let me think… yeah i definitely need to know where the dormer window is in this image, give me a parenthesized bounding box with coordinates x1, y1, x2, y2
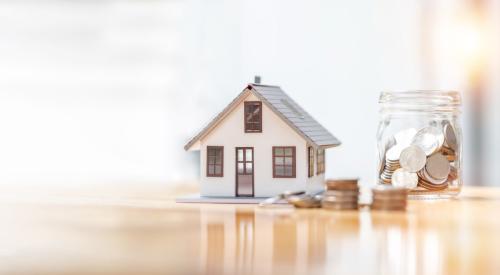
(244, 101, 262, 133)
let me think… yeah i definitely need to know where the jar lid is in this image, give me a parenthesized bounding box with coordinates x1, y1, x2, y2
(379, 90, 461, 113)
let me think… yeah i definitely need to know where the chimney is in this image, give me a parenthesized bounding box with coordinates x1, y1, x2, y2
(254, 75, 261, 84)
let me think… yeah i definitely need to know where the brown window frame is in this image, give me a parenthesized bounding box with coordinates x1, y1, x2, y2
(272, 146, 296, 178)
(317, 148, 325, 175)
(206, 146, 224, 177)
(244, 101, 262, 133)
(308, 146, 314, 178)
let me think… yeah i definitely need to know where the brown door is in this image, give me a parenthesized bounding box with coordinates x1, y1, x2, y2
(236, 147, 254, 197)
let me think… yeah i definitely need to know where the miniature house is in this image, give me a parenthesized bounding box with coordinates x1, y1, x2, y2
(184, 79, 340, 198)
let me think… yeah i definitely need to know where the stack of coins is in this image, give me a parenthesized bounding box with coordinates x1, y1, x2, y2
(371, 186, 408, 211)
(379, 146, 402, 184)
(322, 179, 359, 210)
(378, 122, 459, 192)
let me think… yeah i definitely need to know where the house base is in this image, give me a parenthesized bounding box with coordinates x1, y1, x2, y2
(175, 194, 289, 204)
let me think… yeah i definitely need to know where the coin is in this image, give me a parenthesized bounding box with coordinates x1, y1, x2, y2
(371, 200, 407, 208)
(324, 190, 359, 196)
(321, 201, 358, 210)
(394, 128, 417, 146)
(443, 122, 458, 151)
(372, 193, 408, 200)
(399, 145, 427, 172)
(322, 195, 358, 203)
(287, 195, 322, 208)
(259, 190, 306, 207)
(325, 179, 359, 190)
(425, 153, 450, 181)
(371, 204, 407, 211)
(411, 127, 444, 156)
(372, 185, 408, 193)
(448, 166, 458, 181)
(386, 145, 404, 161)
(391, 168, 418, 188)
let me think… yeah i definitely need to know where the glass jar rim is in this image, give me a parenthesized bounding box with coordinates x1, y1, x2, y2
(379, 90, 461, 107)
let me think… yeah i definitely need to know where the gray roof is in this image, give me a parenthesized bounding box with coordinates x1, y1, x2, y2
(184, 84, 341, 150)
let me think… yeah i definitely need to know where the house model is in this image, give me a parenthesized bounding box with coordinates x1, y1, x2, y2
(184, 78, 341, 198)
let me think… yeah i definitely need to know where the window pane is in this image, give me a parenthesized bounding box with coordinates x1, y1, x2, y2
(215, 155, 222, 165)
(246, 149, 252, 161)
(208, 166, 215, 175)
(285, 157, 292, 165)
(275, 166, 284, 176)
(215, 165, 222, 175)
(284, 148, 292, 156)
(238, 149, 244, 161)
(275, 148, 283, 155)
(209, 156, 217, 165)
(275, 157, 284, 165)
(285, 166, 293, 176)
(245, 163, 253, 174)
(238, 163, 244, 174)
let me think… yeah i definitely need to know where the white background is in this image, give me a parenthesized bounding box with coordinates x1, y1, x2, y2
(0, 0, 498, 187)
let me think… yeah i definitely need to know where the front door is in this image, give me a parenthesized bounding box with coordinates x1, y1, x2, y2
(236, 147, 254, 197)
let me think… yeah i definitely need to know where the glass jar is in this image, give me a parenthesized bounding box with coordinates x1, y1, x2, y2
(377, 91, 462, 199)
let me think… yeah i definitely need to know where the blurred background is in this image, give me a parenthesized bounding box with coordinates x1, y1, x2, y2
(0, 0, 498, 188)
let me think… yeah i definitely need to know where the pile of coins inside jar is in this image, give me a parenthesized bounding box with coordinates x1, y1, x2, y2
(379, 121, 459, 192)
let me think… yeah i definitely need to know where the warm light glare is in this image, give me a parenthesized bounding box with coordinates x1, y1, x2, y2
(451, 12, 489, 74)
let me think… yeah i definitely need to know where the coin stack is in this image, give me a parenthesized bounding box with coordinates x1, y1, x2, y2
(371, 186, 408, 211)
(379, 146, 402, 184)
(322, 179, 359, 210)
(378, 121, 459, 192)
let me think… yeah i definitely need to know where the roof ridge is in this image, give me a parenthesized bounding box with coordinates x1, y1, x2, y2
(184, 84, 341, 151)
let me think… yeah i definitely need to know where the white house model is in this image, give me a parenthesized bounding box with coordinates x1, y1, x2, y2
(184, 80, 341, 198)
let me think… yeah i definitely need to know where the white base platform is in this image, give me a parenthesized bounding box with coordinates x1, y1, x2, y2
(176, 194, 287, 204)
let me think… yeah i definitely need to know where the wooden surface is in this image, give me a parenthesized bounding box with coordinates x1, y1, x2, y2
(1, 184, 500, 275)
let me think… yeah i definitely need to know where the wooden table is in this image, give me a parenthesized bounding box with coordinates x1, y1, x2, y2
(1, 184, 500, 275)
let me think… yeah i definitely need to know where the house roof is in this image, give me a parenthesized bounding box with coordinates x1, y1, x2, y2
(184, 83, 341, 151)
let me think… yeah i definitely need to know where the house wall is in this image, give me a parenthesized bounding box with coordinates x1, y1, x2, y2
(199, 92, 324, 197)
(306, 151, 325, 189)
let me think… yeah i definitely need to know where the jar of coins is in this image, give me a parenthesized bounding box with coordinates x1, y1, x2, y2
(377, 91, 462, 198)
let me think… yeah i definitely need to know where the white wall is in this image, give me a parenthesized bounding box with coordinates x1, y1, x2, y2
(0, 0, 496, 187)
(199, 91, 324, 197)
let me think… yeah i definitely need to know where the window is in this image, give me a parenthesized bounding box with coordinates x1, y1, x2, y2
(207, 146, 223, 177)
(273, 146, 296, 178)
(308, 147, 314, 177)
(317, 149, 325, 175)
(244, 101, 262, 133)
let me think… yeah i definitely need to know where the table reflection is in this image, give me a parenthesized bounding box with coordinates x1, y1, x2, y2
(198, 207, 420, 275)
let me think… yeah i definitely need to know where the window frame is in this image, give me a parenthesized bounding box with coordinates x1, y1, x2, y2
(272, 146, 296, 178)
(317, 148, 325, 175)
(308, 146, 314, 178)
(206, 146, 224, 177)
(244, 101, 263, 133)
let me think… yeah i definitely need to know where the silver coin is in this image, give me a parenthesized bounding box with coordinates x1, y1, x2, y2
(386, 145, 404, 161)
(399, 145, 427, 172)
(425, 153, 450, 181)
(411, 127, 444, 156)
(391, 168, 418, 189)
(394, 128, 417, 146)
(287, 195, 321, 208)
(443, 122, 458, 151)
